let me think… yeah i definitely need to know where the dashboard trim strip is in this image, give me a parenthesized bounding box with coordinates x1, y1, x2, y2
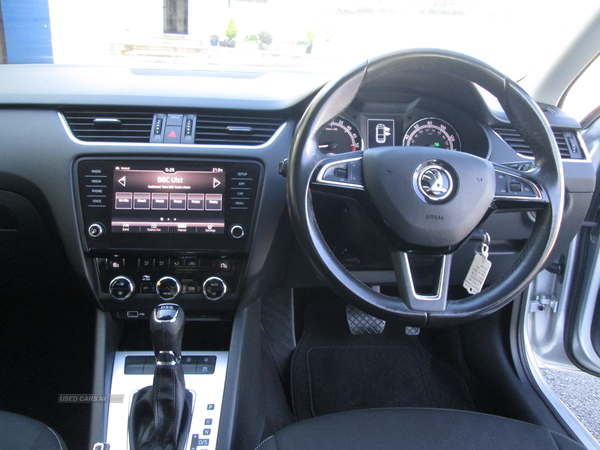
(57, 112, 288, 150)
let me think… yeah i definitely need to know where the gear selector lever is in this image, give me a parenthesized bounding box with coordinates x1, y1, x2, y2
(151, 303, 185, 364)
(128, 304, 193, 450)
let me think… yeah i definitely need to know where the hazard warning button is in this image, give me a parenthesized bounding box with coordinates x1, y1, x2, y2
(164, 126, 182, 143)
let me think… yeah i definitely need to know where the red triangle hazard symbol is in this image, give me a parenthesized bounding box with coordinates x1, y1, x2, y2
(168, 130, 177, 138)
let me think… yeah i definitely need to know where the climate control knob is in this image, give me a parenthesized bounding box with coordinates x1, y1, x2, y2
(203, 277, 227, 301)
(109, 276, 135, 301)
(156, 276, 181, 301)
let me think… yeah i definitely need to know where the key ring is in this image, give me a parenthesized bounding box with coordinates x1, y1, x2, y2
(476, 232, 490, 257)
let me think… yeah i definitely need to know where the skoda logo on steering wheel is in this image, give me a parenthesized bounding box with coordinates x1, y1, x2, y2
(415, 162, 454, 203)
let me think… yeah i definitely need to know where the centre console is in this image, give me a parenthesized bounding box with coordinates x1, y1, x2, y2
(75, 158, 262, 316)
(106, 351, 228, 450)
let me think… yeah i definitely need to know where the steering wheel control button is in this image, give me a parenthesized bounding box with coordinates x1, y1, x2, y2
(334, 167, 348, 178)
(317, 157, 364, 189)
(495, 170, 540, 199)
(88, 223, 105, 238)
(495, 172, 509, 195)
(509, 182, 522, 192)
(348, 161, 363, 184)
(156, 276, 181, 300)
(203, 277, 227, 301)
(323, 162, 349, 182)
(109, 276, 135, 301)
(230, 224, 245, 239)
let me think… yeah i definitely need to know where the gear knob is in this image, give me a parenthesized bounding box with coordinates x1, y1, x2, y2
(149, 303, 185, 365)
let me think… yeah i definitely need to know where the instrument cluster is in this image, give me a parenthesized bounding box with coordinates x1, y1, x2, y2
(316, 98, 488, 159)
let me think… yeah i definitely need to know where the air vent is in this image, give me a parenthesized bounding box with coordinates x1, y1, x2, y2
(493, 127, 579, 159)
(195, 113, 284, 146)
(493, 127, 532, 155)
(63, 109, 154, 143)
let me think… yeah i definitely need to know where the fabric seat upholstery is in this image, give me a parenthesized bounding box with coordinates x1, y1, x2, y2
(256, 408, 585, 450)
(0, 410, 67, 450)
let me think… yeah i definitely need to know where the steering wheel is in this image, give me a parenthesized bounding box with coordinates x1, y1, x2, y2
(287, 49, 564, 327)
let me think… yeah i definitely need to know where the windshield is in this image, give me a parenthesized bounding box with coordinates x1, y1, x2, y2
(1, 0, 599, 81)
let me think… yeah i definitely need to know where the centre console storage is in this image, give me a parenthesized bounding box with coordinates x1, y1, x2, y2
(75, 158, 262, 314)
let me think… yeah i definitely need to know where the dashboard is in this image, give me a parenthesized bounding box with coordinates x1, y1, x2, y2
(0, 65, 594, 319)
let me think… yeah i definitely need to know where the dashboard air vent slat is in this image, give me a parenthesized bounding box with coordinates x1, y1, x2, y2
(493, 127, 572, 159)
(195, 113, 284, 146)
(63, 110, 154, 143)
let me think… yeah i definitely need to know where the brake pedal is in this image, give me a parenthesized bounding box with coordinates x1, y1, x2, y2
(346, 304, 386, 335)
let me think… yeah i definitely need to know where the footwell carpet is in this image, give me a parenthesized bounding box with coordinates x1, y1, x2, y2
(291, 299, 474, 420)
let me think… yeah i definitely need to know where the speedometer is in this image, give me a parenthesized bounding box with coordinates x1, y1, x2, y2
(402, 118, 461, 151)
(317, 116, 363, 155)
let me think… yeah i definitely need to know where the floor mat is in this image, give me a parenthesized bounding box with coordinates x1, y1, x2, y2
(291, 298, 474, 420)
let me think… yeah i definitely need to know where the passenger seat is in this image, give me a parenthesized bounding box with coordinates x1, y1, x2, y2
(0, 411, 66, 449)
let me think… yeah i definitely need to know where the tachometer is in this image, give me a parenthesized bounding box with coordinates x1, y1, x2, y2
(402, 118, 461, 151)
(317, 116, 363, 154)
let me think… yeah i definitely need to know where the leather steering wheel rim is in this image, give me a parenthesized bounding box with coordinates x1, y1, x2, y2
(287, 49, 564, 327)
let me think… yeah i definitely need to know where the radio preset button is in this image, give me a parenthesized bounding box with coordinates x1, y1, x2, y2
(205, 194, 223, 211)
(151, 193, 169, 210)
(115, 192, 133, 209)
(133, 193, 151, 210)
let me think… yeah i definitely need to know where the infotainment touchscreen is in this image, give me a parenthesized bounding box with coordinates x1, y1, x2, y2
(111, 165, 226, 234)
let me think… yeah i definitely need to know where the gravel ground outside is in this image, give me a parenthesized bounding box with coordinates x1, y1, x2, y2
(541, 368, 600, 443)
